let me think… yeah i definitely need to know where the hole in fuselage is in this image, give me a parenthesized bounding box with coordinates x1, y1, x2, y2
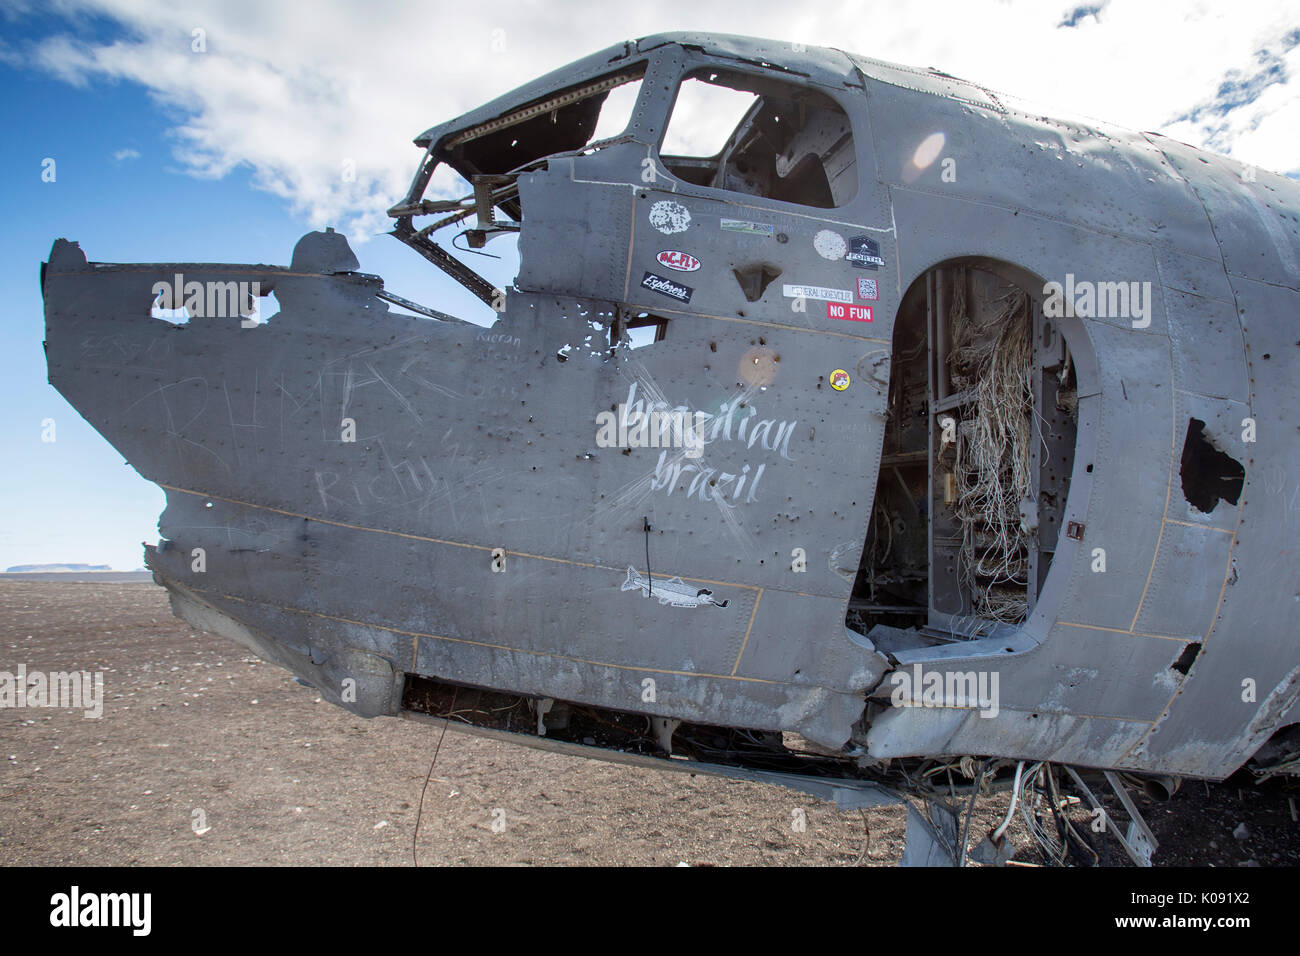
(846, 261, 1079, 643)
(1171, 641, 1202, 675)
(1179, 418, 1244, 514)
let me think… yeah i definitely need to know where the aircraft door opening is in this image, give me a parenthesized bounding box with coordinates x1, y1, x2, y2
(847, 261, 1079, 643)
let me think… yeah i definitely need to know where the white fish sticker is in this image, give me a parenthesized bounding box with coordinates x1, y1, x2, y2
(621, 566, 729, 608)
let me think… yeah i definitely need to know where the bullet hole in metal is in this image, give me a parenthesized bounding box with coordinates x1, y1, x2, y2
(1171, 641, 1202, 675)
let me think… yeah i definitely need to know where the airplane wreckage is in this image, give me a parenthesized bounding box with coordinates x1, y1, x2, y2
(43, 33, 1299, 865)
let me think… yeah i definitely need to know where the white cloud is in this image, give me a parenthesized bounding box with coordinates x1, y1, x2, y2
(11, 0, 1298, 237)
(112, 147, 140, 161)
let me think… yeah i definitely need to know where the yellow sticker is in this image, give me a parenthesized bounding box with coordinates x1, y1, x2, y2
(830, 368, 850, 391)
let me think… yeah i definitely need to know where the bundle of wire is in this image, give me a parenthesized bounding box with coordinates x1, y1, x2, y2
(948, 275, 1033, 623)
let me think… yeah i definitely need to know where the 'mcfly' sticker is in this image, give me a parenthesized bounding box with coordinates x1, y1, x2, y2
(657, 250, 701, 272)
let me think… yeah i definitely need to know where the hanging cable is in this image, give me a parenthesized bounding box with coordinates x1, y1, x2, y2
(992, 760, 1026, 843)
(643, 517, 652, 599)
(412, 685, 459, 867)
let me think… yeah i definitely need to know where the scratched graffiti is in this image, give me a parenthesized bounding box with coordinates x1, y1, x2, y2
(618, 380, 797, 505)
(1257, 463, 1300, 529)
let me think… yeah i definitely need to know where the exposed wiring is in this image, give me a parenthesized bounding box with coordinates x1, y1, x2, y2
(452, 230, 503, 258)
(1047, 764, 1100, 865)
(948, 274, 1034, 623)
(992, 760, 1025, 843)
(1017, 763, 1064, 863)
(956, 758, 991, 867)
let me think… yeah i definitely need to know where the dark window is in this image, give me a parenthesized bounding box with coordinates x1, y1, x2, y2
(659, 69, 857, 208)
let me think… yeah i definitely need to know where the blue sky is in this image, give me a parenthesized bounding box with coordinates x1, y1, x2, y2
(0, 0, 1296, 570)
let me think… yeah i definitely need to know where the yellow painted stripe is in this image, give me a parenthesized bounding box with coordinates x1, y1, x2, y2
(731, 588, 764, 675)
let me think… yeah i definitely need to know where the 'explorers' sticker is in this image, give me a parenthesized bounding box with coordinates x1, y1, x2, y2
(857, 277, 878, 300)
(814, 229, 847, 260)
(649, 200, 691, 235)
(641, 271, 693, 303)
(847, 235, 884, 270)
(830, 369, 851, 391)
(656, 250, 701, 272)
(783, 283, 853, 303)
(827, 303, 873, 322)
(720, 218, 774, 236)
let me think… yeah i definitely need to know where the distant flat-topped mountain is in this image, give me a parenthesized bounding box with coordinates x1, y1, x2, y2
(5, 563, 112, 573)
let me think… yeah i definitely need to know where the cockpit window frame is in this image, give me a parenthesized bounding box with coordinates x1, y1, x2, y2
(652, 64, 861, 211)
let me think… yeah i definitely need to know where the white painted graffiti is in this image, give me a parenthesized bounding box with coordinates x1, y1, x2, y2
(609, 382, 797, 505)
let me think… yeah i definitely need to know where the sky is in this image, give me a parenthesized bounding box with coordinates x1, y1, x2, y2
(0, 0, 1296, 571)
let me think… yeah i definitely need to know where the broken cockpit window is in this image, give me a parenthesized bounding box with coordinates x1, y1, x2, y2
(659, 68, 857, 208)
(388, 64, 647, 308)
(440, 65, 645, 178)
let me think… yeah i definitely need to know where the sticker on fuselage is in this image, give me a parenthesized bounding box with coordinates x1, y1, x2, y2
(641, 271, 694, 303)
(847, 235, 884, 270)
(827, 303, 873, 322)
(857, 277, 879, 300)
(649, 200, 691, 235)
(621, 566, 729, 608)
(657, 250, 701, 272)
(814, 229, 847, 260)
(720, 218, 774, 237)
(830, 369, 851, 391)
(783, 283, 853, 303)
